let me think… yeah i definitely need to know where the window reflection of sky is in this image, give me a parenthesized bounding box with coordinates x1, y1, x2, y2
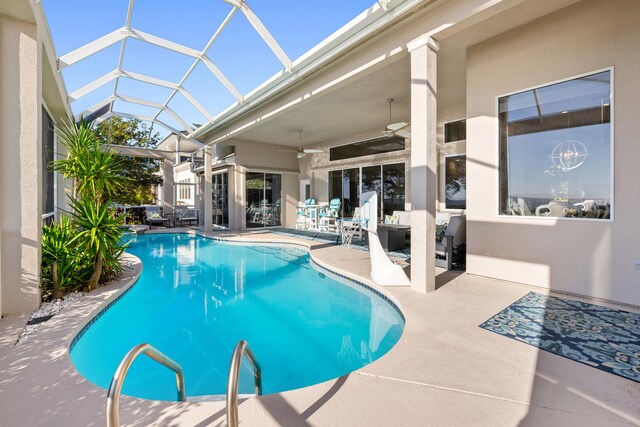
(501, 71, 610, 121)
(508, 124, 611, 199)
(502, 71, 611, 203)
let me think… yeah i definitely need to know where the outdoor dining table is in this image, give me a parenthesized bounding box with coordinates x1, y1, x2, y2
(376, 224, 411, 251)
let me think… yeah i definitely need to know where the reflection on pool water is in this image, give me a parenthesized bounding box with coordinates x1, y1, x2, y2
(70, 234, 404, 400)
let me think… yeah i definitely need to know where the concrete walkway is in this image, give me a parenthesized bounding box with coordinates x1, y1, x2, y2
(0, 230, 638, 426)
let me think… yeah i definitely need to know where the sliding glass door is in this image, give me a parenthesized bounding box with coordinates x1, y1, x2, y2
(212, 172, 229, 228)
(246, 172, 282, 228)
(328, 163, 405, 219)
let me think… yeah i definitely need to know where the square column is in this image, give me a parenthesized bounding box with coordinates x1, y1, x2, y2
(408, 35, 438, 293)
(203, 146, 213, 231)
(0, 17, 42, 314)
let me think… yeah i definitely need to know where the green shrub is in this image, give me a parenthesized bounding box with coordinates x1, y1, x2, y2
(41, 217, 93, 299)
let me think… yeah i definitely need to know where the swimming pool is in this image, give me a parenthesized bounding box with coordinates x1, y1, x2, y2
(70, 234, 404, 401)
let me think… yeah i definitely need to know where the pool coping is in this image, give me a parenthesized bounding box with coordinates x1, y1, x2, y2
(1, 229, 638, 426)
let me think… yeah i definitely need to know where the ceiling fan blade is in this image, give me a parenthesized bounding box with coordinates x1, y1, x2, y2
(395, 129, 411, 139)
(386, 122, 409, 131)
(297, 152, 306, 159)
(302, 149, 323, 153)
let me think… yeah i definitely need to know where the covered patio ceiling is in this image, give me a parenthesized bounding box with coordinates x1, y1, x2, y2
(232, 56, 412, 147)
(41, 0, 393, 141)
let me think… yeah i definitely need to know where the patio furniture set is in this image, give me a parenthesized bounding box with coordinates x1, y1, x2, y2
(145, 206, 199, 228)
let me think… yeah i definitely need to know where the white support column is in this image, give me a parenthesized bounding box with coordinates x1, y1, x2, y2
(175, 135, 181, 164)
(408, 34, 439, 294)
(203, 146, 213, 231)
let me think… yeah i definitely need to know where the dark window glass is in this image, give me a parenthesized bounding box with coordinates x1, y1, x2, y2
(212, 172, 228, 228)
(499, 70, 611, 219)
(342, 168, 360, 218)
(382, 163, 405, 216)
(444, 119, 466, 143)
(330, 136, 405, 161)
(42, 106, 55, 217)
(264, 173, 282, 227)
(445, 156, 466, 209)
(362, 165, 382, 217)
(328, 170, 342, 214)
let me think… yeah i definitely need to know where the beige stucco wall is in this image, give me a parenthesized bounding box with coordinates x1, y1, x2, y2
(466, 0, 640, 305)
(0, 15, 42, 314)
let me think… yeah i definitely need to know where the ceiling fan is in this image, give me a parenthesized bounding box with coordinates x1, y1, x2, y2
(278, 129, 323, 158)
(382, 98, 411, 139)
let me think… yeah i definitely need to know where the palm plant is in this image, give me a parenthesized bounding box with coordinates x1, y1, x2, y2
(52, 119, 127, 201)
(41, 217, 93, 298)
(68, 197, 126, 291)
(44, 119, 129, 295)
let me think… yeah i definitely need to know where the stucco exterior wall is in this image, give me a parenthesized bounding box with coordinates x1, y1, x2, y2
(0, 15, 42, 314)
(466, 0, 640, 305)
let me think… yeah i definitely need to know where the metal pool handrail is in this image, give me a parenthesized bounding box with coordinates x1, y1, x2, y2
(106, 343, 186, 427)
(226, 340, 263, 427)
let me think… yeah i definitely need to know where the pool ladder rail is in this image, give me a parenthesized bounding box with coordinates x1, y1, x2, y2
(226, 340, 263, 427)
(106, 343, 186, 427)
(106, 340, 263, 427)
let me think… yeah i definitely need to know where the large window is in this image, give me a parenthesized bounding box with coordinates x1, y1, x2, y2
(330, 136, 405, 161)
(42, 106, 55, 224)
(445, 155, 466, 209)
(329, 163, 405, 218)
(499, 70, 612, 219)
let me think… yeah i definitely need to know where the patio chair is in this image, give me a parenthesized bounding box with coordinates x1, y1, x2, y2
(535, 201, 567, 217)
(319, 198, 341, 232)
(435, 214, 466, 270)
(174, 206, 198, 227)
(145, 206, 170, 228)
(295, 198, 316, 229)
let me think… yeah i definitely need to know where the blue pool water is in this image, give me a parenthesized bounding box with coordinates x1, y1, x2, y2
(70, 234, 404, 400)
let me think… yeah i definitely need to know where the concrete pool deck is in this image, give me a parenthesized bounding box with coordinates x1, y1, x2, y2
(0, 229, 638, 426)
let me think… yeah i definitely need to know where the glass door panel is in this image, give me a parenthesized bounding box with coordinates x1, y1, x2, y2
(246, 172, 264, 228)
(328, 170, 342, 216)
(382, 163, 405, 216)
(342, 168, 359, 219)
(362, 165, 382, 218)
(246, 172, 282, 228)
(212, 172, 229, 228)
(264, 173, 282, 226)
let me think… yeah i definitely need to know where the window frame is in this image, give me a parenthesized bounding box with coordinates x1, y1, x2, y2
(494, 67, 615, 222)
(443, 154, 466, 210)
(41, 101, 57, 225)
(444, 119, 467, 144)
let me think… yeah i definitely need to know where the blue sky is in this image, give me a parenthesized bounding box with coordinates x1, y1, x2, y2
(43, 0, 376, 138)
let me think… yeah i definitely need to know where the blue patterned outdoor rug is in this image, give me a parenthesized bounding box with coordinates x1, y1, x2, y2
(480, 292, 640, 383)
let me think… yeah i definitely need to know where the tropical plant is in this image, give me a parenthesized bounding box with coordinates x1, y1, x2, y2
(67, 197, 126, 291)
(52, 119, 127, 201)
(42, 119, 129, 298)
(41, 217, 93, 299)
